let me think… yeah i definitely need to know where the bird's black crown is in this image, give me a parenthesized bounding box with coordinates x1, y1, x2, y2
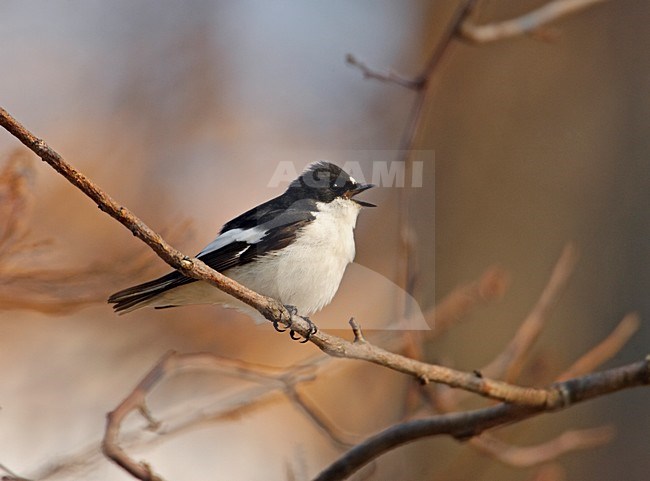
(288, 161, 374, 206)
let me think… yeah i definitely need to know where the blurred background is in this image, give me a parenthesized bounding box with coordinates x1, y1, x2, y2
(0, 1, 648, 480)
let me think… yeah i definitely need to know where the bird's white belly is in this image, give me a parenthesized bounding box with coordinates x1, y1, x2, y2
(152, 198, 360, 316)
(231, 207, 357, 314)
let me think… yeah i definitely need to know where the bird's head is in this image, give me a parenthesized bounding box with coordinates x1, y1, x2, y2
(287, 161, 375, 207)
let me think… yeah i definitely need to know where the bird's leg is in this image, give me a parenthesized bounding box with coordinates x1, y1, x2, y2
(272, 305, 292, 333)
(282, 305, 318, 343)
(290, 317, 318, 343)
(284, 304, 299, 317)
(305, 318, 318, 340)
(272, 319, 288, 332)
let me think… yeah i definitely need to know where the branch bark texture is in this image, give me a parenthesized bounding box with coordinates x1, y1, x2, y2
(0, 106, 585, 409)
(0, 2, 642, 478)
(314, 359, 650, 481)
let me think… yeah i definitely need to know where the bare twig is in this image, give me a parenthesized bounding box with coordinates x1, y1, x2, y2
(2, 97, 648, 479)
(395, 0, 479, 317)
(288, 388, 358, 448)
(0, 2, 638, 477)
(470, 426, 614, 467)
(348, 2, 484, 424)
(18, 352, 340, 480)
(0, 107, 282, 324)
(0, 152, 195, 314)
(313, 358, 650, 481)
(421, 267, 637, 473)
(0, 105, 581, 408)
(483, 244, 579, 382)
(428, 265, 510, 338)
(437, 245, 578, 408)
(102, 350, 175, 481)
(349, 318, 366, 344)
(556, 313, 640, 381)
(460, 0, 608, 44)
(420, 365, 614, 470)
(35, 380, 309, 480)
(345, 54, 422, 90)
(101, 350, 326, 481)
(348, 1, 480, 316)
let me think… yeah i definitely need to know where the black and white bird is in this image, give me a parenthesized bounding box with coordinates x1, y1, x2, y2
(108, 161, 375, 317)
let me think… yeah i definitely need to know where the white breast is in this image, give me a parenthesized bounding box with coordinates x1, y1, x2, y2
(229, 198, 362, 315)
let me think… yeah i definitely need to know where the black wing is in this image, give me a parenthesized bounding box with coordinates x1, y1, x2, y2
(219, 193, 317, 232)
(108, 205, 315, 313)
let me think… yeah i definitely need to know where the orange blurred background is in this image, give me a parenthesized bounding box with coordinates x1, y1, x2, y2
(1, 2, 648, 480)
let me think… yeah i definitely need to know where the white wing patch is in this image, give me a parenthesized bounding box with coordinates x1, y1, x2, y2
(197, 227, 267, 256)
(235, 245, 251, 258)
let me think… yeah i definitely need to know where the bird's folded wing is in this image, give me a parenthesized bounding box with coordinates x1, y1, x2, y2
(108, 208, 315, 312)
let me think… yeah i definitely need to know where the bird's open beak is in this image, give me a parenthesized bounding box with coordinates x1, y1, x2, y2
(347, 183, 376, 207)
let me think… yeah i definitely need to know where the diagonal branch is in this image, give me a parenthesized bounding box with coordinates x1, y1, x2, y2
(313, 358, 650, 481)
(288, 388, 359, 448)
(483, 244, 579, 382)
(428, 265, 510, 339)
(0, 105, 577, 408)
(345, 54, 423, 90)
(459, 0, 608, 44)
(101, 350, 328, 481)
(0, 2, 632, 480)
(469, 426, 614, 467)
(556, 313, 640, 381)
(0, 107, 284, 325)
(2, 103, 647, 481)
(348, 0, 480, 318)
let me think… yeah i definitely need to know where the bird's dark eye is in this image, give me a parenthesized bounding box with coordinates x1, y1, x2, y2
(332, 178, 345, 189)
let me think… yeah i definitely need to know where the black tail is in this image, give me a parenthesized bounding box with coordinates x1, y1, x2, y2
(108, 271, 194, 314)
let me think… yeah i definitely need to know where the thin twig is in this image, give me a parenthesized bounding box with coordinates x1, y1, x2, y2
(345, 54, 422, 90)
(556, 313, 640, 381)
(0, 106, 286, 325)
(428, 265, 510, 338)
(348, 3, 484, 424)
(2, 103, 648, 481)
(102, 351, 175, 481)
(0, 105, 579, 408)
(460, 0, 608, 44)
(420, 367, 614, 469)
(288, 388, 358, 448)
(439, 245, 578, 408)
(313, 359, 650, 481)
(483, 244, 579, 382)
(395, 0, 480, 317)
(470, 426, 614, 467)
(348, 1, 481, 317)
(100, 350, 329, 480)
(19, 353, 335, 480)
(0, 2, 636, 476)
(420, 391, 610, 472)
(349, 318, 366, 344)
